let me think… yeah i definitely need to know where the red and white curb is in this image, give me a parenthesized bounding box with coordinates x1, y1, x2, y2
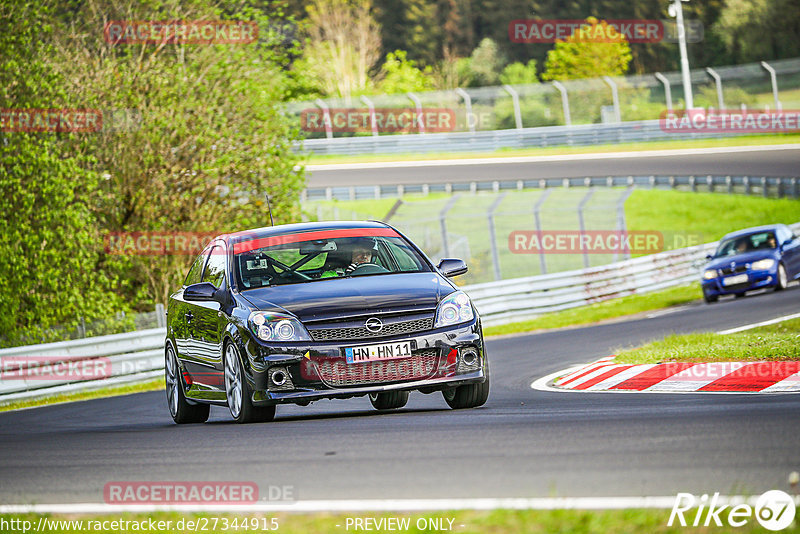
(533, 356, 800, 394)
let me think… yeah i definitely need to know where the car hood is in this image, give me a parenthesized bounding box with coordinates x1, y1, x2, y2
(705, 250, 778, 270)
(239, 272, 453, 322)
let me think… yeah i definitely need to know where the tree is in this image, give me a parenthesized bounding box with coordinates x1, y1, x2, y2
(500, 60, 539, 85)
(711, 0, 800, 63)
(377, 50, 435, 94)
(0, 0, 125, 345)
(301, 0, 383, 99)
(542, 17, 632, 81)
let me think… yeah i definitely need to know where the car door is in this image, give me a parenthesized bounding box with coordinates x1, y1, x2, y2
(183, 242, 228, 391)
(779, 226, 800, 278)
(172, 247, 210, 362)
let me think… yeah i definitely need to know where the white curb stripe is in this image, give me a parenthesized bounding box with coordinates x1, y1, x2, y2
(645, 362, 750, 392)
(717, 312, 800, 335)
(760, 371, 800, 393)
(586, 364, 658, 391)
(556, 363, 620, 388)
(1, 495, 790, 513)
(555, 357, 614, 384)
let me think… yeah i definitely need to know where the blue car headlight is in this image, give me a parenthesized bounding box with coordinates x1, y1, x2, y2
(751, 258, 775, 270)
(435, 291, 475, 328)
(703, 270, 717, 280)
(248, 312, 311, 342)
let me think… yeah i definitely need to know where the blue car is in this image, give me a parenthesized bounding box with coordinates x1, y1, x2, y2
(701, 224, 800, 303)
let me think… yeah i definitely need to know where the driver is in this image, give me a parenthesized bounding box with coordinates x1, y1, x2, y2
(345, 242, 375, 274)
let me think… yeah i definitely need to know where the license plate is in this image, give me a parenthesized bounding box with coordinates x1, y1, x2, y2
(723, 273, 749, 286)
(345, 341, 413, 364)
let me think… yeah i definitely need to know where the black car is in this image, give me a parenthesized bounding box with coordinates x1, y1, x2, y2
(165, 221, 489, 423)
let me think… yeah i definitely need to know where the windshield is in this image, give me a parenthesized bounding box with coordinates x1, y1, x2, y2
(714, 231, 777, 257)
(234, 232, 431, 289)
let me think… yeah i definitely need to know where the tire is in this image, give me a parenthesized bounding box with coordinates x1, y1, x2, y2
(734, 292, 746, 299)
(703, 292, 718, 304)
(775, 263, 788, 291)
(165, 344, 210, 424)
(369, 390, 409, 410)
(442, 365, 490, 410)
(224, 342, 276, 424)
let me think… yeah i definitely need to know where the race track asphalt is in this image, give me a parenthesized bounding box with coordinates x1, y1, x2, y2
(1, 286, 798, 505)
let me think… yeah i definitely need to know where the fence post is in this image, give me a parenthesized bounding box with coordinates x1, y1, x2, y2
(407, 92, 426, 134)
(762, 176, 768, 198)
(743, 176, 750, 195)
(533, 189, 552, 275)
(706, 175, 714, 193)
(577, 190, 595, 269)
(792, 177, 798, 199)
(603, 76, 621, 123)
(439, 195, 460, 258)
(654, 72, 673, 112)
(760, 61, 783, 111)
(615, 187, 635, 262)
(314, 98, 333, 139)
(705, 67, 725, 110)
(502, 84, 523, 129)
(726, 175, 732, 194)
(359, 95, 379, 137)
(487, 193, 507, 280)
(156, 303, 166, 329)
(455, 88, 475, 133)
(551, 81, 571, 126)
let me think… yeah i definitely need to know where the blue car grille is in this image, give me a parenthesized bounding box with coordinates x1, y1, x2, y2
(720, 265, 748, 275)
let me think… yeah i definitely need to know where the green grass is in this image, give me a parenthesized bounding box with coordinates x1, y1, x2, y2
(483, 284, 700, 337)
(301, 133, 800, 165)
(615, 318, 800, 364)
(0, 378, 162, 413)
(3, 509, 795, 533)
(626, 190, 800, 253)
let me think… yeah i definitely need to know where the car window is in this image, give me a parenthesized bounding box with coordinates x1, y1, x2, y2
(234, 232, 430, 288)
(202, 245, 227, 288)
(715, 231, 776, 256)
(184, 248, 210, 286)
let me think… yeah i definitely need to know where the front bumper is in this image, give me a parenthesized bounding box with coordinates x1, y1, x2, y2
(241, 320, 486, 406)
(701, 267, 778, 297)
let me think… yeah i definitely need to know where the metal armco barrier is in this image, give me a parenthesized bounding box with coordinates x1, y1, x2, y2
(0, 328, 166, 403)
(1, 222, 797, 402)
(296, 119, 751, 156)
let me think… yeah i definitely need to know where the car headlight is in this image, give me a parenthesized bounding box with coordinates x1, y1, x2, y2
(751, 258, 775, 270)
(435, 291, 475, 328)
(703, 270, 717, 280)
(248, 312, 311, 342)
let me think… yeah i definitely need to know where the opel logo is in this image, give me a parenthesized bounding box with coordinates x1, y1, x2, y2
(365, 317, 383, 333)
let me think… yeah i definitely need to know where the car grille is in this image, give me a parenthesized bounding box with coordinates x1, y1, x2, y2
(317, 350, 438, 387)
(308, 316, 434, 342)
(720, 265, 748, 275)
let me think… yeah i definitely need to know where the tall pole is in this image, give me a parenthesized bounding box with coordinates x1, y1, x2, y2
(671, 0, 693, 109)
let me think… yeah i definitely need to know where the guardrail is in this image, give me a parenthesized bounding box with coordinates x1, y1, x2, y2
(2, 222, 797, 402)
(297, 119, 753, 156)
(303, 175, 800, 202)
(0, 328, 166, 404)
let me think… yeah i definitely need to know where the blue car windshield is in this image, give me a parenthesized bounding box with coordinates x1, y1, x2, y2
(233, 232, 431, 289)
(714, 231, 777, 257)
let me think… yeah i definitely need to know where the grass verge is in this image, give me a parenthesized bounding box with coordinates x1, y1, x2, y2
(3, 509, 793, 533)
(483, 284, 700, 337)
(615, 317, 800, 364)
(302, 133, 800, 165)
(0, 378, 162, 413)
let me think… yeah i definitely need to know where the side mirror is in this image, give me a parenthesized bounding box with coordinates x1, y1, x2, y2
(705, 254, 713, 261)
(184, 282, 218, 301)
(437, 258, 468, 278)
